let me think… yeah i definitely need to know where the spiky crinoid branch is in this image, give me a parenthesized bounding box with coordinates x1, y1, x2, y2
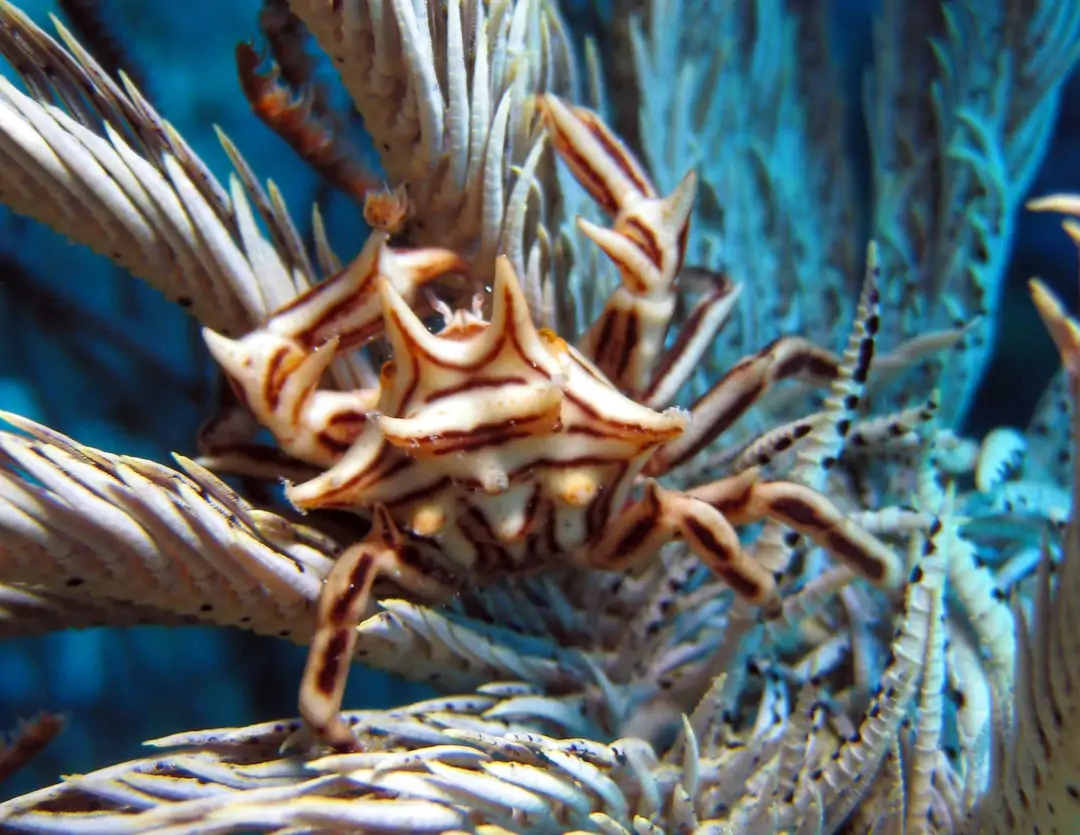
(0, 0, 580, 337)
(0, 1, 1068, 832)
(0, 501, 941, 835)
(0, 1, 320, 334)
(958, 276, 1080, 832)
(0, 489, 954, 833)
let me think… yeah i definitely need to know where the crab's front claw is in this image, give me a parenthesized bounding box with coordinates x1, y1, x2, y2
(202, 230, 467, 469)
(539, 95, 696, 394)
(579, 169, 697, 296)
(537, 94, 658, 213)
(203, 327, 374, 468)
(538, 94, 695, 295)
(202, 327, 310, 432)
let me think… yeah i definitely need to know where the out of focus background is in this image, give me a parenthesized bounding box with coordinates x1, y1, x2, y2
(1, 0, 1079, 801)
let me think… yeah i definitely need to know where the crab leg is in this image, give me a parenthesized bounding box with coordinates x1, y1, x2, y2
(640, 275, 742, 409)
(201, 231, 465, 467)
(688, 468, 904, 590)
(299, 505, 451, 751)
(264, 230, 465, 352)
(589, 479, 783, 616)
(538, 95, 695, 396)
(643, 336, 841, 476)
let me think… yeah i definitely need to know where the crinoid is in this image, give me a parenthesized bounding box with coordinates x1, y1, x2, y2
(1, 0, 1078, 832)
(203, 94, 903, 751)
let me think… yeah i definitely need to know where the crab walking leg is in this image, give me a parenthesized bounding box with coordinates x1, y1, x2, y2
(300, 538, 386, 752)
(640, 277, 742, 410)
(589, 479, 783, 616)
(202, 232, 466, 467)
(299, 506, 449, 751)
(688, 469, 904, 590)
(537, 95, 695, 395)
(643, 336, 841, 476)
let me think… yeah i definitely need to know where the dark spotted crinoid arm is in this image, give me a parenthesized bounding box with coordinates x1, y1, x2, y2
(0, 4, 333, 334)
(299, 505, 452, 752)
(968, 278, 1080, 833)
(954, 279, 1080, 833)
(0, 412, 339, 640)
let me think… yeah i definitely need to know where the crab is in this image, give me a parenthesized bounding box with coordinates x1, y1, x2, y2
(202, 95, 903, 752)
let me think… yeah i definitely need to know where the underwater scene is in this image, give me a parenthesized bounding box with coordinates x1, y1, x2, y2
(1, 0, 1080, 831)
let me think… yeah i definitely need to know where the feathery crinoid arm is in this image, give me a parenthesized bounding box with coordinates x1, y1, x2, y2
(0, 685, 657, 834)
(627, 0, 860, 383)
(0, 581, 188, 638)
(960, 274, 1080, 832)
(286, 0, 579, 287)
(0, 406, 668, 700)
(867, 0, 1080, 426)
(0, 2, 328, 337)
(0, 412, 337, 640)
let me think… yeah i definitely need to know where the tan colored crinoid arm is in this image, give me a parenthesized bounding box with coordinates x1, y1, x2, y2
(1030, 278, 1080, 377)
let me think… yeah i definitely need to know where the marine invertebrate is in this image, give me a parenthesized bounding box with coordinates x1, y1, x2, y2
(204, 94, 901, 751)
(0, 0, 1078, 832)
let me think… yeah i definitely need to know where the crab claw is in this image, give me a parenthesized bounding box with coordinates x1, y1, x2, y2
(536, 93, 657, 212)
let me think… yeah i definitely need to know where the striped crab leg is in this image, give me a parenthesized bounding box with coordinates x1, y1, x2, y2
(589, 478, 784, 617)
(687, 467, 905, 592)
(643, 335, 842, 476)
(538, 96, 810, 419)
(299, 505, 453, 752)
(201, 231, 465, 468)
(537, 95, 696, 397)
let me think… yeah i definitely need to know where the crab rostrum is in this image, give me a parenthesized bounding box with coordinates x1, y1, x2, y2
(203, 95, 903, 751)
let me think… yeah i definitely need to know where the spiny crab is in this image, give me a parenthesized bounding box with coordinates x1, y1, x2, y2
(204, 95, 903, 751)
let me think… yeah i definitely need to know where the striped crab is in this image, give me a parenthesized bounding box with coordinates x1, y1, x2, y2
(203, 95, 902, 751)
